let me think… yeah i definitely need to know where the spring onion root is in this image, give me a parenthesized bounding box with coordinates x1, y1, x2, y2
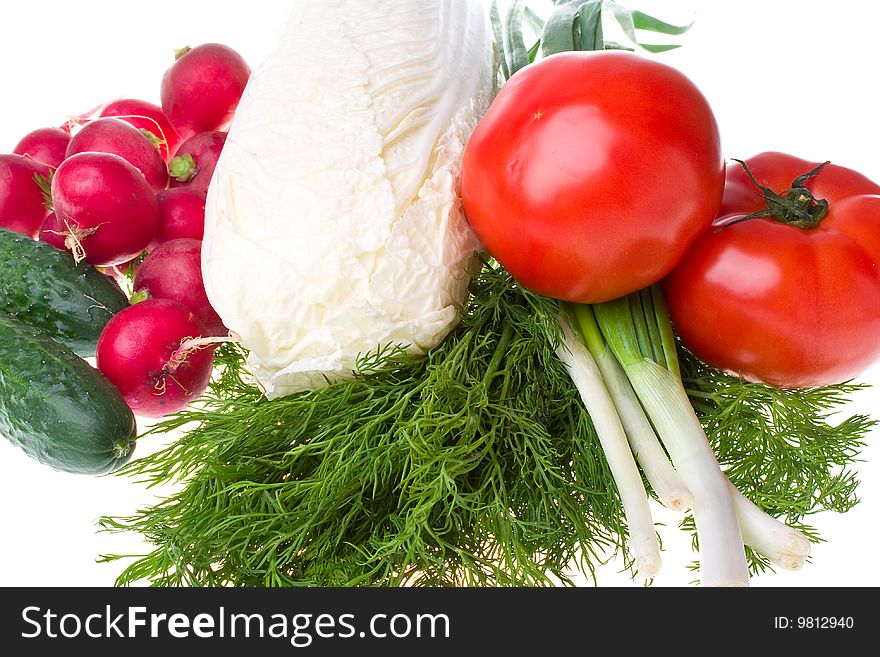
(728, 481, 812, 571)
(556, 315, 661, 579)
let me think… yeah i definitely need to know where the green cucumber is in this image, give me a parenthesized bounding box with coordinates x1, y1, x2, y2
(0, 312, 137, 475)
(0, 228, 130, 357)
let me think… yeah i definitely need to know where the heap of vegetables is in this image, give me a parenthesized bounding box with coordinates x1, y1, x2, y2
(0, 42, 251, 468)
(1, 0, 877, 587)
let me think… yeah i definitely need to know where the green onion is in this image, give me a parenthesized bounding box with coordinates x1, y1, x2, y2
(574, 296, 815, 578)
(571, 304, 692, 513)
(593, 290, 750, 586)
(590, 287, 820, 585)
(556, 311, 660, 578)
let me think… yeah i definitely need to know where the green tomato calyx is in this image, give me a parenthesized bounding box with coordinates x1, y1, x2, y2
(723, 159, 830, 231)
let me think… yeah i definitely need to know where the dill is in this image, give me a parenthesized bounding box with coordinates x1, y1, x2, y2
(100, 264, 872, 586)
(102, 265, 628, 586)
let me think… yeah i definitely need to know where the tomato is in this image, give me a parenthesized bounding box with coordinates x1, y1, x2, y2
(665, 152, 880, 388)
(460, 51, 725, 303)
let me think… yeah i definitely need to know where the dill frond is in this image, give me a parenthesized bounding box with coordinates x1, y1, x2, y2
(102, 265, 627, 587)
(100, 266, 873, 586)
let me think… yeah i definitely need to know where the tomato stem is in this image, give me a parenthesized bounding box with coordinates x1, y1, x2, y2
(721, 159, 830, 230)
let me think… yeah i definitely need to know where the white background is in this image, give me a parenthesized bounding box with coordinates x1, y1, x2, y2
(0, 0, 877, 587)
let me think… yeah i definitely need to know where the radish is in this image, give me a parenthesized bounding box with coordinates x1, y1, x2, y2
(66, 118, 169, 192)
(96, 299, 218, 418)
(151, 188, 206, 248)
(133, 238, 226, 336)
(0, 154, 50, 236)
(161, 43, 250, 140)
(98, 99, 182, 162)
(13, 126, 71, 173)
(51, 152, 160, 266)
(169, 131, 227, 193)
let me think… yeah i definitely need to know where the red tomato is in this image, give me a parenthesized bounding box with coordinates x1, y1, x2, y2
(460, 51, 725, 303)
(665, 152, 880, 388)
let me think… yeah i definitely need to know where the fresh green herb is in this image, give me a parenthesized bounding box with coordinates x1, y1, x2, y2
(33, 172, 54, 210)
(102, 264, 629, 586)
(101, 264, 870, 586)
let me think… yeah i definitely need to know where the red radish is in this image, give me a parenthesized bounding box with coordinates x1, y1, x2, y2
(42, 212, 138, 278)
(151, 188, 206, 248)
(98, 99, 182, 162)
(161, 43, 250, 140)
(13, 127, 71, 173)
(66, 118, 169, 192)
(0, 154, 50, 236)
(133, 238, 226, 336)
(51, 152, 160, 266)
(38, 212, 67, 250)
(96, 299, 216, 418)
(169, 131, 227, 193)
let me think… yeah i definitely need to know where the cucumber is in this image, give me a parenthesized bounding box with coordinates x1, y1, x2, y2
(0, 312, 137, 475)
(0, 228, 130, 357)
